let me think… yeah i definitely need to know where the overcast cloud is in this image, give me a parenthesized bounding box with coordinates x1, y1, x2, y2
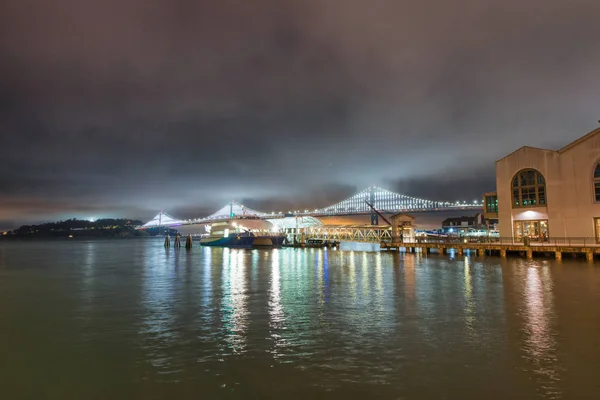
(1, 0, 599, 228)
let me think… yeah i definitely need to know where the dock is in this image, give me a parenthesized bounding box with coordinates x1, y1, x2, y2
(381, 238, 600, 261)
(283, 238, 340, 249)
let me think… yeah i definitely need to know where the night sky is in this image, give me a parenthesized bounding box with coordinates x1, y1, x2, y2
(1, 0, 599, 229)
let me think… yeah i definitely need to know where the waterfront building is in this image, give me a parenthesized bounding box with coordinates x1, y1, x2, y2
(496, 126, 600, 241)
(390, 213, 415, 242)
(441, 213, 484, 235)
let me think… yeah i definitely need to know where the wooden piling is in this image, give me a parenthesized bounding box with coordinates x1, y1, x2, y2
(164, 235, 170, 247)
(185, 235, 192, 249)
(380, 240, 596, 262)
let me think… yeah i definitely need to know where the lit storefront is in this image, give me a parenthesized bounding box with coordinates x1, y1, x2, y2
(513, 220, 549, 242)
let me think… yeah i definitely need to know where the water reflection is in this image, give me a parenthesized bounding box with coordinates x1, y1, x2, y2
(463, 257, 476, 340)
(315, 250, 325, 308)
(268, 249, 285, 358)
(3, 239, 600, 398)
(523, 265, 561, 396)
(221, 249, 248, 354)
(201, 246, 213, 312)
(374, 252, 383, 301)
(140, 241, 179, 372)
(80, 241, 96, 308)
(251, 249, 260, 292)
(361, 252, 369, 298)
(404, 254, 416, 304)
(348, 250, 357, 302)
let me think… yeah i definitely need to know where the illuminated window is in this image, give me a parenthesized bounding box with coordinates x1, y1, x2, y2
(513, 220, 548, 242)
(512, 169, 546, 208)
(485, 194, 498, 213)
(593, 164, 600, 202)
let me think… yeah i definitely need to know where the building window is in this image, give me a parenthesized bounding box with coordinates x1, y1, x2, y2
(512, 169, 546, 208)
(514, 220, 549, 242)
(485, 194, 498, 213)
(594, 164, 600, 202)
(595, 218, 600, 243)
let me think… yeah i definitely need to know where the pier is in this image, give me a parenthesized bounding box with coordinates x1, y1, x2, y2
(381, 237, 600, 261)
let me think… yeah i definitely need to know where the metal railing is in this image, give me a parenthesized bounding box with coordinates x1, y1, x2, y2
(384, 236, 600, 247)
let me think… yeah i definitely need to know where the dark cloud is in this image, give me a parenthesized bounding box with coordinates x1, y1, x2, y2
(1, 0, 600, 229)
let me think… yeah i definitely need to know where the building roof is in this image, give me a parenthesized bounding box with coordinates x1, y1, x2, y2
(441, 214, 480, 226)
(496, 125, 600, 162)
(558, 126, 600, 153)
(495, 145, 555, 163)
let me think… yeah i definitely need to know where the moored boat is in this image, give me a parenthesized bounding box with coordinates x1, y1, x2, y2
(199, 221, 255, 248)
(200, 216, 286, 248)
(252, 233, 286, 247)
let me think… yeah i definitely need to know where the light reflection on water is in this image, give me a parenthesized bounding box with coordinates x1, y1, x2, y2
(522, 264, 561, 399)
(0, 239, 600, 399)
(221, 249, 248, 355)
(463, 256, 476, 340)
(269, 248, 285, 358)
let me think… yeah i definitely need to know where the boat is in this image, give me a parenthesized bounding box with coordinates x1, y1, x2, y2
(199, 221, 255, 248)
(252, 233, 286, 247)
(200, 216, 286, 248)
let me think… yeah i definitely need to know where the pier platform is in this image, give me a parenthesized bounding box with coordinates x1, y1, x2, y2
(381, 239, 599, 261)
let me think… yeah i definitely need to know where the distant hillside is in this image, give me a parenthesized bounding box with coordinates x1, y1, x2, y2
(2, 218, 148, 238)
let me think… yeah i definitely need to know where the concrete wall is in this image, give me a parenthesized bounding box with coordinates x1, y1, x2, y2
(496, 129, 600, 239)
(558, 131, 600, 237)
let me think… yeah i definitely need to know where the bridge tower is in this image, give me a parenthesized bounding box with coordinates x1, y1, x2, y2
(369, 186, 378, 225)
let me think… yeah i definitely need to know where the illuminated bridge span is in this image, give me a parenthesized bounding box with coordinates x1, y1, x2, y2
(141, 186, 482, 228)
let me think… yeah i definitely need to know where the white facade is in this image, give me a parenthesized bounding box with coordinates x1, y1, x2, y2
(496, 127, 600, 241)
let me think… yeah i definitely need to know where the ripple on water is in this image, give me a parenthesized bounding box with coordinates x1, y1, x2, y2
(0, 239, 599, 399)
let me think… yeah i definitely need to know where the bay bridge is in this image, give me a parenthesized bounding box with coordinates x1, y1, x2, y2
(141, 186, 482, 229)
